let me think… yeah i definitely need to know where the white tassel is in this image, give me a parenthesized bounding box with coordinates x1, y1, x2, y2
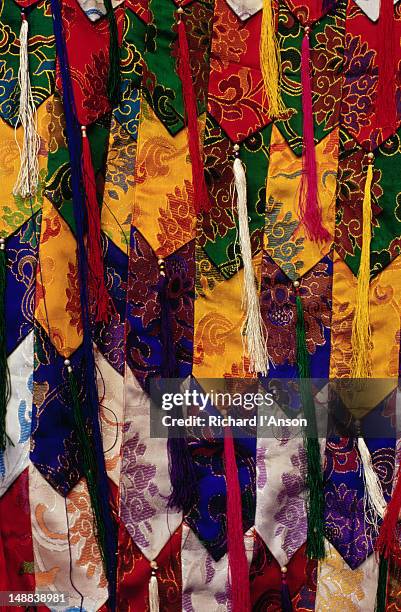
(13, 11, 40, 199)
(233, 146, 269, 375)
(149, 563, 160, 612)
(357, 430, 386, 532)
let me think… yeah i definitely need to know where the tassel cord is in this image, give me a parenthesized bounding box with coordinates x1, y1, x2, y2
(280, 567, 293, 612)
(224, 428, 251, 612)
(149, 564, 160, 612)
(81, 126, 111, 324)
(351, 158, 373, 378)
(157, 261, 197, 514)
(233, 151, 269, 375)
(13, 11, 40, 199)
(0, 240, 11, 453)
(157, 265, 178, 380)
(66, 363, 108, 568)
(375, 556, 389, 612)
(299, 27, 330, 243)
(50, 1, 117, 608)
(176, 11, 210, 215)
(357, 431, 386, 532)
(376, 451, 401, 560)
(376, 0, 397, 133)
(296, 294, 325, 559)
(103, 0, 121, 106)
(260, 0, 286, 118)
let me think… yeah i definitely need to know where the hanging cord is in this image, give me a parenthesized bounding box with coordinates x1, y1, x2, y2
(176, 6, 210, 214)
(65, 361, 109, 577)
(158, 257, 198, 514)
(0, 238, 11, 452)
(280, 565, 293, 612)
(375, 555, 389, 612)
(298, 25, 330, 243)
(50, 0, 117, 607)
(103, 0, 121, 106)
(224, 427, 251, 612)
(148, 560, 160, 612)
(355, 419, 386, 533)
(233, 144, 269, 375)
(13, 9, 40, 199)
(260, 0, 286, 118)
(295, 290, 325, 559)
(81, 125, 112, 323)
(351, 154, 373, 378)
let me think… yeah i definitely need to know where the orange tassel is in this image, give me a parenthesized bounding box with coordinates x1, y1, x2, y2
(176, 8, 210, 215)
(81, 125, 111, 323)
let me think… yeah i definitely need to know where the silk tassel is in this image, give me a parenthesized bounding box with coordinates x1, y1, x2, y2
(280, 567, 293, 612)
(233, 147, 269, 375)
(351, 156, 373, 378)
(376, 0, 397, 134)
(176, 8, 210, 215)
(296, 293, 325, 559)
(375, 556, 389, 612)
(376, 460, 401, 560)
(0, 238, 11, 452)
(356, 423, 386, 530)
(81, 126, 111, 323)
(224, 428, 251, 612)
(103, 0, 121, 106)
(260, 0, 286, 118)
(65, 361, 109, 570)
(158, 261, 178, 379)
(13, 10, 40, 199)
(149, 562, 160, 612)
(158, 259, 197, 514)
(299, 27, 330, 243)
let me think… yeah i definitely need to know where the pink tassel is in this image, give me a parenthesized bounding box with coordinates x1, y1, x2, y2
(176, 9, 210, 215)
(224, 427, 251, 612)
(299, 27, 330, 243)
(81, 125, 111, 323)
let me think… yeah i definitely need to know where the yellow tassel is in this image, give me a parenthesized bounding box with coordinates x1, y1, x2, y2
(351, 155, 374, 378)
(260, 0, 286, 118)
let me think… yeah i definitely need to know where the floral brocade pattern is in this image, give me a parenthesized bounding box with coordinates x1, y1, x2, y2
(260, 255, 332, 366)
(2, 0, 401, 608)
(126, 230, 194, 390)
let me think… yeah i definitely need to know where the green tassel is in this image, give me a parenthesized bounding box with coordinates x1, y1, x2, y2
(103, 0, 121, 106)
(296, 294, 325, 559)
(375, 556, 389, 612)
(0, 239, 11, 452)
(65, 362, 108, 569)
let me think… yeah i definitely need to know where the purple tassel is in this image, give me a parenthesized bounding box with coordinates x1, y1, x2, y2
(158, 272, 178, 379)
(167, 436, 198, 514)
(157, 262, 197, 514)
(281, 568, 293, 612)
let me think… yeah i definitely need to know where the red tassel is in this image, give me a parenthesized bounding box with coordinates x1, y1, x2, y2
(376, 0, 397, 134)
(376, 463, 401, 562)
(299, 27, 330, 243)
(224, 427, 251, 612)
(81, 125, 111, 323)
(176, 11, 210, 215)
